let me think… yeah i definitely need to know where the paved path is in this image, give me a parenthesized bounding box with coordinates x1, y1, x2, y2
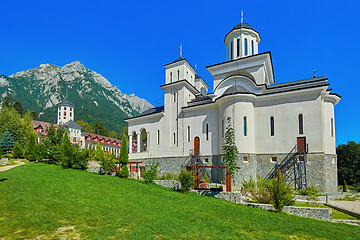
(329, 199, 360, 213)
(0, 161, 26, 172)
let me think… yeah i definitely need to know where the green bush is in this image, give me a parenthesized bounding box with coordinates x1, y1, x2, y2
(179, 169, 194, 192)
(269, 170, 294, 211)
(25, 133, 37, 161)
(119, 165, 129, 178)
(298, 184, 319, 196)
(12, 142, 24, 159)
(101, 154, 116, 175)
(143, 162, 160, 183)
(241, 175, 273, 204)
(36, 142, 47, 161)
(72, 147, 89, 170)
(343, 180, 348, 192)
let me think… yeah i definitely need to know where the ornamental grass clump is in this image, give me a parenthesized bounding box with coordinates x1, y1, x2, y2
(241, 175, 272, 204)
(269, 170, 294, 212)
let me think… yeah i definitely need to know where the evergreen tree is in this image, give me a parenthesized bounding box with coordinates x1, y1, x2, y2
(25, 132, 37, 161)
(30, 111, 37, 120)
(119, 133, 129, 178)
(0, 130, 15, 154)
(13, 101, 23, 117)
(61, 131, 74, 168)
(76, 120, 94, 133)
(22, 111, 34, 139)
(94, 121, 109, 137)
(109, 131, 117, 139)
(222, 117, 239, 179)
(36, 142, 47, 161)
(94, 143, 106, 162)
(12, 142, 24, 158)
(0, 107, 26, 144)
(2, 93, 11, 108)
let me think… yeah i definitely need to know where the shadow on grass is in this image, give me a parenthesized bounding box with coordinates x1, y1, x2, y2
(0, 178, 8, 182)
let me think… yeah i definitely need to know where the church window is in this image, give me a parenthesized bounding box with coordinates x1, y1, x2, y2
(298, 114, 303, 134)
(177, 70, 180, 80)
(243, 156, 248, 162)
(237, 38, 240, 57)
(271, 156, 277, 162)
(170, 72, 172, 82)
(244, 38, 248, 56)
(70, 112, 72, 117)
(221, 119, 224, 137)
(173, 132, 176, 144)
(64, 107, 67, 110)
(70, 108, 72, 111)
(206, 123, 209, 141)
(64, 112, 66, 116)
(63, 117, 66, 119)
(251, 40, 254, 55)
(243, 116, 247, 136)
(204, 158, 209, 163)
(230, 41, 233, 59)
(157, 130, 160, 145)
(187, 126, 190, 142)
(173, 92, 176, 102)
(331, 118, 334, 137)
(270, 116, 275, 136)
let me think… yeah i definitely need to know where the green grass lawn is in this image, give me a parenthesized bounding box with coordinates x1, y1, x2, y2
(293, 202, 358, 220)
(1, 164, 359, 239)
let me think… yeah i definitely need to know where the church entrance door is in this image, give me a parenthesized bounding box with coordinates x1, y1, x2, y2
(297, 137, 306, 153)
(194, 137, 200, 156)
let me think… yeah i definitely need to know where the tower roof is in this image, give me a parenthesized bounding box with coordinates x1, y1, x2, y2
(56, 99, 75, 107)
(224, 23, 260, 42)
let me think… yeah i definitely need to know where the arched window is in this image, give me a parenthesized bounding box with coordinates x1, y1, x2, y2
(206, 123, 209, 141)
(298, 114, 304, 134)
(187, 126, 190, 142)
(244, 38, 248, 56)
(270, 116, 274, 136)
(157, 130, 160, 145)
(237, 38, 240, 57)
(173, 132, 176, 144)
(173, 92, 176, 102)
(170, 72, 172, 82)
(230, 41, 233, 59)
(243, 116, 247, 136)
(251, 40, 254, 55)
(177, 70, 180, 80)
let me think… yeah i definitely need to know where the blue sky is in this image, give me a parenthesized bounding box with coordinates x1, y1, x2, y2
(0, 0, 359, 146)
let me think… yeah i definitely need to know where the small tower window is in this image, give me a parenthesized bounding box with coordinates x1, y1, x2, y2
(177, 70, 180, 80)
(64, 107, 67, 110)
(221, 119, 224, 137)
(206, 123, 209, 141)
(331, 118, 334, 137)
(170, 72, 173, 82)
(244, 116, 247, 136)
(70, 112, 72, 117)
(173, 93, 176, 102)
(173, 132, 176, 144)
(270, 116, 275, 136)
(298, 114, 304, 134)
(251, 40, 254, 55)
(244, 38, 248, 56)
(237, 38, 240, 57)
(64, 112, 66, 116)
(230, 41, 233, 59)
(157, 130, 160, 145)
(187, 126, 190, 142)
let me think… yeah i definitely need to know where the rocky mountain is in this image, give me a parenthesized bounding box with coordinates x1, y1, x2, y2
(0, 61, 152, 134)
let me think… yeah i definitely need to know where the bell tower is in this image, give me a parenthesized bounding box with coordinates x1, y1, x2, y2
(224, 22, 261, 61)
(56, 99, 75, 125)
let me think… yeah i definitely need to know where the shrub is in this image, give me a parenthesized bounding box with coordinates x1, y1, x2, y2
(343, 180, 348, 192)
(101, 154, 116, 175)
(12, 142, 24, 159)
(204, 173, 210, 185)
(25, 133, 37, 161)
(119, 165, 129, 178)
(298, 184, 319, 196)
(269, 170, 294, 211)
(36, 142, 47, 161)
(118, 133, 129, 178)
(179, 169, 194, 192)
(143, 162, 160, 183)
(72, 147, 89, 170)
(241, 175, 273, 204)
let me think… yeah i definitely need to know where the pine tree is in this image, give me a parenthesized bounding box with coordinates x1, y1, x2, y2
(25, 132, 37, 161)
(13, 101, 23, 117)
(2, 94, 11, 108)
(12, 142, 24, 158)
(0, 130, 15, 154)
(61, 131, 74, 168)
(222, 117, 239, 179)
(119, 133, 129, 178)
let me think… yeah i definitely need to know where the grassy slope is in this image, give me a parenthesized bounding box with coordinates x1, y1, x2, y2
(0, 164, 359, 239)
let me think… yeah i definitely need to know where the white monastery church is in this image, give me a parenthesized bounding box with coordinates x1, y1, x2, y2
(126, 22, 341, 192)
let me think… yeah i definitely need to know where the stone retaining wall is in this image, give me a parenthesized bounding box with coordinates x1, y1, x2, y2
(87, 161, 103, 174)
(245, 203, 332, 221)
(195, 190, 243, 203)
(154, 180, 181, 191)
(0, 158, 10, 165)
(293, 194, 345, 202)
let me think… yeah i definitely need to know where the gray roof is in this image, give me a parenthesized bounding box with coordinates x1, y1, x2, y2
(225, 23, 260, 41)
(267, 76, 326, 89)
(223, 85, 250, 96)
(57, 99, 75, 107)
(64, 120, 83, 129)
(139, 106, 164, 117)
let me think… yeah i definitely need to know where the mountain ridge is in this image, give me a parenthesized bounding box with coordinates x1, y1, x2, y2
(0, 61, 152, 134)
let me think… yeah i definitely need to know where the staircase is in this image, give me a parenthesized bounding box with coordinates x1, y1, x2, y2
(265, 144, 308, 190)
